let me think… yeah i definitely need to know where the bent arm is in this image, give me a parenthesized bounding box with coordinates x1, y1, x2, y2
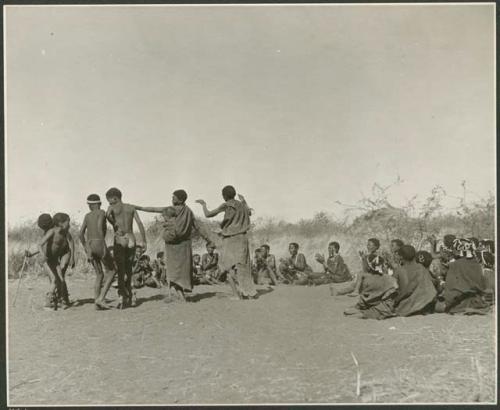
(295, 254, 307, 271)
(200, 203, 226, 218)
(38, 229, 54, 257)
(134, 210, 147, 246)
(79, 217, 88, 249)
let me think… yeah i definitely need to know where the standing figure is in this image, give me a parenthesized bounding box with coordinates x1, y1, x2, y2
(79, 194, 116, 310)
(105, 187, 147, 309)
(134, 190, 210, 302)
(37, 213, 75, 310)
(196, 186, 257, 300)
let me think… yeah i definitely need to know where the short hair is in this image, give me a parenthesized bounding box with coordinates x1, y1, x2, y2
(206, 242, 216, 249)
(255, 248, 262, 254)
(468, 237, 479, 249)
(289, 242, 299, 250)
(416, 250, 433, 268)
(261, 244, 270, 251)
(222, 185, 236, 200)
(397, 245, 416, 262)
(391, 239, 404, 249)
(106, 187, 122, 200)
(156, 251, 164, 258)
(368, 238, 380, 249)
(37, 213, 54, 232)
(52, 212, 70, 226)
(86, 193, 101, 204)
(329, 241, 340, 252)
(173, 189, 187, 203)
(193, 253, 201, 259)
(443, 234, 456, 249)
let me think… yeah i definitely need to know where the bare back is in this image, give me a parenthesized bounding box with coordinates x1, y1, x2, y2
(85, 209, 107, 240)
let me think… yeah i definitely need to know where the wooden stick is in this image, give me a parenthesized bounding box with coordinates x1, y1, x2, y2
(12, 256, 28, 307)
(351, 351, 361, 397)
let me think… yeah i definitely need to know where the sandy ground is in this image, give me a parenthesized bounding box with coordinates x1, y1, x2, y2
(7, 276, 496, 405)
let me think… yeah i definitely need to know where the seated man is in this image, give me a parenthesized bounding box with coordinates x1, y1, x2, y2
(334, 237, 381, 297)
(393, 245, 437, 316)
(344, 253, 398, 320)
(311, 241, 353, 286)
(278, 242, 312, 285)
(201, 242, 220, 282)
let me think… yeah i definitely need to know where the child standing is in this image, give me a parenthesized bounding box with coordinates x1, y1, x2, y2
(38, 212, 75, 310)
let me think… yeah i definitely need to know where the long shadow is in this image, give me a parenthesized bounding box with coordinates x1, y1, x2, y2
(256, 287, 274, 298)
(72, 298, 95, 307)
(136, 293, 166, 306)
(187, 292, 218, 303)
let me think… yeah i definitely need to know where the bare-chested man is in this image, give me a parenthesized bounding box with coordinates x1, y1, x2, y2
(105, 187, 147, 309)
(38, 212, 75, 310)
(79, 194, 116, 310)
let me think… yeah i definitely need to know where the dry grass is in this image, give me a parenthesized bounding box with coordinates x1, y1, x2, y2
(7, 279, 496, 405)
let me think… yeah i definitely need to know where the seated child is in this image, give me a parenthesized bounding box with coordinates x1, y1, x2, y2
(161, 206, 177, 243)
(201, 242, 221, 282)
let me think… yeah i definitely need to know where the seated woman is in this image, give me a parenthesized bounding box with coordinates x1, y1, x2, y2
(278, 243, 312, 285)
(344, 253, 398, 320)
(310, 241, 352, 286)
(334, 237, 381, 297)
(443, 238, 489, 315)
(393, 245, 437, 316)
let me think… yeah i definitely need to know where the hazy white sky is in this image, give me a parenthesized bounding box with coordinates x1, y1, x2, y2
(5, 4, 495, 225)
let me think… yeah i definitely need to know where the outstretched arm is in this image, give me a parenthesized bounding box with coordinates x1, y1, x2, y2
(133, 205, 166, 214)
(134, 210, 147, 251)
(195, 200, 226, 218)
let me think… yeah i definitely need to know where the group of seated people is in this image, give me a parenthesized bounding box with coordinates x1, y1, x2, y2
(127, 233, 495, 320)
(341, 235, 495, 319)
(251, 242, 353, 286)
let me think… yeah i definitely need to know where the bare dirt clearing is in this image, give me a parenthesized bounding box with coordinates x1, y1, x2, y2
(7, 277, 496, 405)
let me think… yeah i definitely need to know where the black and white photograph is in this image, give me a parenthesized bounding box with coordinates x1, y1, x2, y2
(4, 2, 497, 406)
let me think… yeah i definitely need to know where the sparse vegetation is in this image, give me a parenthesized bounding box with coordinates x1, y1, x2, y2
(7, 181, 495, 279)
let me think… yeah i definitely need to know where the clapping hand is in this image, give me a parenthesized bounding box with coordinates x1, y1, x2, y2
(315, 253, 325, 264)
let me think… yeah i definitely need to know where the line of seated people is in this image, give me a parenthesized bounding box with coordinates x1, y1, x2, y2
(340, 236, 495, 319)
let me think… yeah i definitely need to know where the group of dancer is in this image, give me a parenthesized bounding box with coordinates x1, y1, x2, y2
(26, 184, 495, 317)
(28, 185, 258, 310)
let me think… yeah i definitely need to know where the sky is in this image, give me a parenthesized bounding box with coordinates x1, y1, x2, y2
(5, 4, 496, 226)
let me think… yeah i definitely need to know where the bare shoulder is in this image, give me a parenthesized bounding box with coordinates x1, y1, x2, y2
(124, 203, 136, 213)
